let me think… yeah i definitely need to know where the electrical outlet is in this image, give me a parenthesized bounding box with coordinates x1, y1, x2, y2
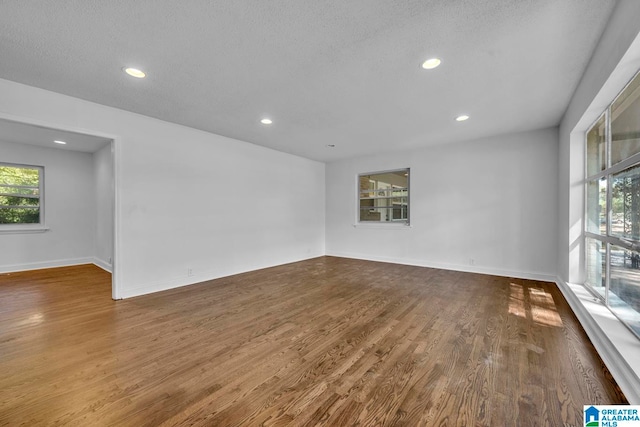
(188, 268, 194, 277)
(470, 258, 475, 266)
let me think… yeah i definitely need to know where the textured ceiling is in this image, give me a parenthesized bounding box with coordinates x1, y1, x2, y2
(0, 1, 617, 161)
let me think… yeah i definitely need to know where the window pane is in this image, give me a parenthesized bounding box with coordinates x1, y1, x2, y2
(609, 245, 640, 336)
(587, 114, 606, 175)
(0, 164, 41, 225)
(611, 164, 640, 242)
(612, 71, 640, 165)
(359, 169, 409, 223)
(0, 207, 40, 224)
(585, 237, 606, 297)
(586, 178, 606, 235)
(392, 204, 407, 220)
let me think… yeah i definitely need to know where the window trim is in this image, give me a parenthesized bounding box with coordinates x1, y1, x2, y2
(356, 168, 410, 226)
(584, 68, 640, 340)
(0, 162, 46, 233)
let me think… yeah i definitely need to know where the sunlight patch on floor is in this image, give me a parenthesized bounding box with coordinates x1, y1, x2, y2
(508, 283, 563, 327)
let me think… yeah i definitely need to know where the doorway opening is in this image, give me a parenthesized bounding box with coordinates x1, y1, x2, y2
(0, 117, 118, 298)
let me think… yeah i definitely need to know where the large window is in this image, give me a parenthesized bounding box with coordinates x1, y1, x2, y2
(358, 169, 409, 224)
(585, 70, 640, 338)
(0, 163, 44, 227)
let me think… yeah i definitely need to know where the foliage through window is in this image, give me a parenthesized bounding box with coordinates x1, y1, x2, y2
(0, 164, 43, 225)
(585, 69, 640, 338)
(358, 169, 409, 224)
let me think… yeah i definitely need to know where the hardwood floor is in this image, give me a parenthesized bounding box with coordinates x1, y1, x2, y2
(0, 257, 626, 426)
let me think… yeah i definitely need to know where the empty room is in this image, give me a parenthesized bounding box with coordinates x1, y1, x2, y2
(1, 1, 640, 426)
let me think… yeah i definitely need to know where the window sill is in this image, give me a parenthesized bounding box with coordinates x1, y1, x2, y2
(0, 226, 50, 234)
(557, 280, 640, 403)
(353, 222, 412, 229)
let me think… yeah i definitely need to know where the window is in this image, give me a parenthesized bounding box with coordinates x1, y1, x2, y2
(585, 69, 640, 338)
(358, 169, 409, 224)
(0, 163, 44, 227)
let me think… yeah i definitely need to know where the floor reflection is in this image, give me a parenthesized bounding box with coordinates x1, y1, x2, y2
(508, 282, 563, 328)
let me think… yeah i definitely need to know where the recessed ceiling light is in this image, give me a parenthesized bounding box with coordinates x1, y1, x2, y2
(123, 67, 146, 78)
(455, 115, 470, 122)
(260, 118, 273, 125)
(421, 58, 441, 70)
(54, 140, 67, 145)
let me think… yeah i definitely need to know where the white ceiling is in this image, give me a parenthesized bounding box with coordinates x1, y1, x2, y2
(0, 1, 617, 161)
(0, 119, 111, 153)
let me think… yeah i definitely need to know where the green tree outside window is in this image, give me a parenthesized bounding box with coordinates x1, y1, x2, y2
(0, 165, 41, 224)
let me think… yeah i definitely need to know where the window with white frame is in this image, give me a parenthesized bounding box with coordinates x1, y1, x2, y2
(585, 69, 640, 338)
(358, 169, 409, 224)
(0, 163, 44, 227)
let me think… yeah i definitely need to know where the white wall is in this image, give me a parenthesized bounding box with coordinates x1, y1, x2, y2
(0, 140, 95, 272)
(0, 78, 326, 298)
(93, 143, 113, 272)
(326, 127, 558, 281)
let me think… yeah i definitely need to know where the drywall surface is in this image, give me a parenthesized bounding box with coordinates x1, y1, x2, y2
(0, 140, 95, 271)
(0, 78, 326, 298)
(93, 143, 113, 271)
(326, 127, 558, 280)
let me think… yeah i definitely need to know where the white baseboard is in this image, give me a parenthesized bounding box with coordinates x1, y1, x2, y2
(92, 257, 113, 273)
(121, 273, 203, 299)
(120, 253, 324, 299)
(555, 277, 640, 404)
(0, 257, 94, 273)
(325, 251, 556, 283)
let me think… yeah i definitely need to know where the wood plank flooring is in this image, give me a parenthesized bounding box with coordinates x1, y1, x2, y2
(0, 257, 627, 426)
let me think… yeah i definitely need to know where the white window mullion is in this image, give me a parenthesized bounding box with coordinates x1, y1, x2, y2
(585, 68, 640, 340)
